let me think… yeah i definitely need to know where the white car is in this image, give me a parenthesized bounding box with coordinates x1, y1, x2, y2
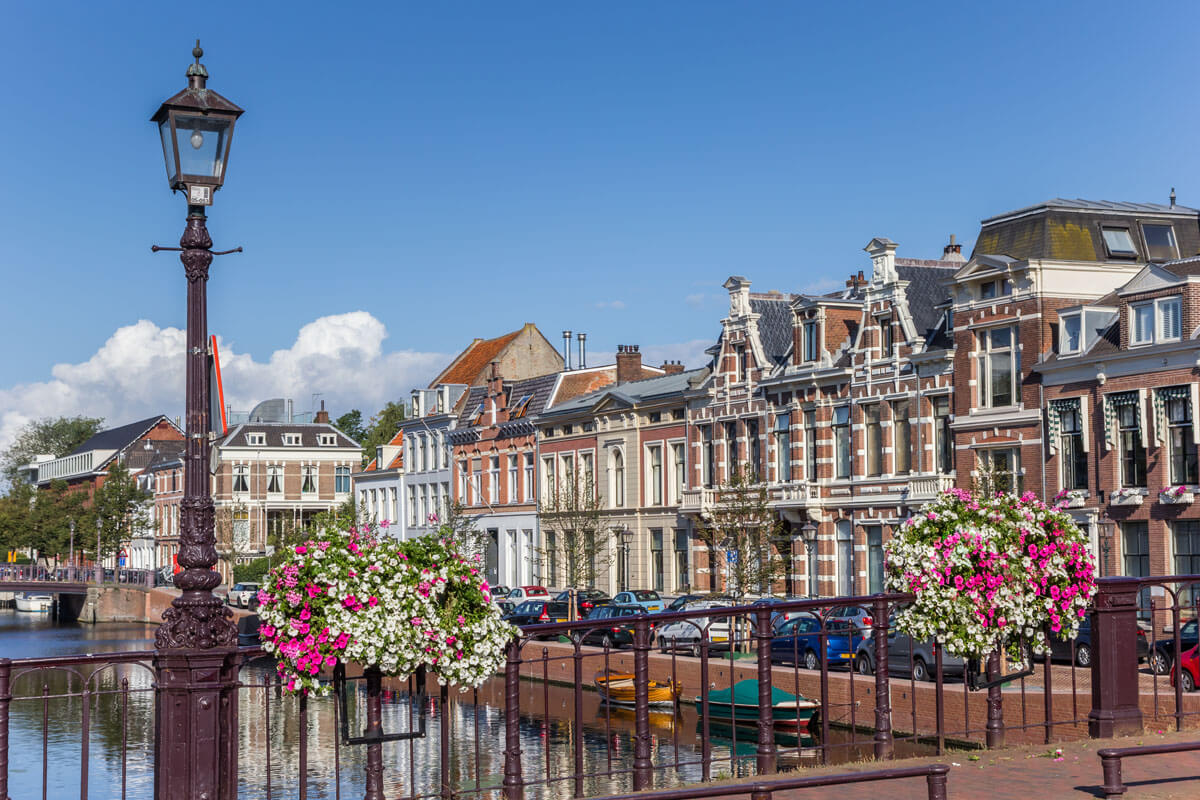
(228, 582, 260, 608)
(655, 600, 733, 656)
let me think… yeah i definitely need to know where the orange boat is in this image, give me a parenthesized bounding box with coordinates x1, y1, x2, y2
(594, 670, 681, 707)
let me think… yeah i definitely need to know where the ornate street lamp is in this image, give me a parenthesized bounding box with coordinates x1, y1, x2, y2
(150, 43, 243, 800)
(800, 520, 818, 598)
(1098, 513, 1116, 578)
(621, 529, 635, 591)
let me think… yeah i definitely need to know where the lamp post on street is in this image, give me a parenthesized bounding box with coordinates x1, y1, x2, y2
(150, 42, 244, 800)
(95, 517, 102, 587)
(1099, 513, 1116, 578)
(68, 519, 75, 572)
(801, 520, 818, 598)
(620, 529, 634, 591)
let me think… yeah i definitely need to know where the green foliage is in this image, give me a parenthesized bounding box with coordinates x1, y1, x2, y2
(440, 500, 486, 557)
(233, 556, 272, 584)
(358, 401, 407, 468)
(0, 479, 88, 566)
(333, 409, 367, 443)
(1, 415, 104, 484)
(695, 464, 785, 600)
(90, 461, 151, 561)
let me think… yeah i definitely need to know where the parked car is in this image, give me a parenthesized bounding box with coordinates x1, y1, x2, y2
(666, 594, 702, 612)
(1172, 645, 1199, 693)
(655, 599, 733, 656)
(554, 588, 612, 617)
(1148, 618, 1199, 675)
(752, 596, 813, 631)
(495, 600, 516, 616)
(854, 627, 967, 681)
(502, 600, 571, 635)
(580, 604, 655, 649)
(771, 614, 864, 670)
(611, 590, 664, 612)
(1046, 617, 1148, 667)
(228, 582, 260, 608)
(491, 585, 511, 601)
(827, 604, 875, 634)
(506, 586, 550, 601)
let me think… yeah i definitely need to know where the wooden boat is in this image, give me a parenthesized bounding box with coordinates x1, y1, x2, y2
(693, 679, 818, 732)
(594, 671, 681, 707)
(15, 593, 52, 613)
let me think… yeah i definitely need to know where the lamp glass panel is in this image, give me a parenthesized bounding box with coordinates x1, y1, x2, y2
(173, 114, 230, 180)
(159, 119, 176, 180)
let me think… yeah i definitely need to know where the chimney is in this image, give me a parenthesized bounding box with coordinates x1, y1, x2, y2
(488, 361, 505, 424)
(942, 234, 966, 263)
(845, 270, 867, 289)
(616, 344, 642, 384)
(660, 360, 685, 375)
(562, 330, 573, 370)
(1171, 187, 1177, 208)
(577, 332, 587, 369)
(314, 400, 330, 424)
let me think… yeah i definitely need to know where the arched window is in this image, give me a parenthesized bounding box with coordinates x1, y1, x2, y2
(611, 449, 625, 507)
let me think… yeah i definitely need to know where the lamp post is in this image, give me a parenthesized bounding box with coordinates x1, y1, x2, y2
(68, 519, 75, 573)
(96, 517, 103, 586)
(800, 520, 818, 598)
(150, 42, 243, 800)
(620, 529, 634, 591)
(1098, 513, 1116, 578)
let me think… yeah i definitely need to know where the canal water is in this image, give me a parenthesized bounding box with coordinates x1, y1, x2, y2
(1, 611, 935, 799)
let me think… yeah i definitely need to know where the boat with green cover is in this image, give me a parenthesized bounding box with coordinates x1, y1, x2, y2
(693, 679, 818, 732)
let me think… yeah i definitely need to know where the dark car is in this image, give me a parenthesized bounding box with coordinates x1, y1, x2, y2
(1149, 618, 1199, 675)
(502, 600, 571, 637)
(771, 615, 863, 670)
(495, 600, 516, 616)
(554, 588, 612, 618)
(1047, 617, 1148, 667)
(580, 604, 655, 649)
(854, 627, 967, 681)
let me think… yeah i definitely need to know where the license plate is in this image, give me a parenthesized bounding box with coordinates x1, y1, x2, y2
(712, 636, 728, 642)
(838, 653, 852, 658)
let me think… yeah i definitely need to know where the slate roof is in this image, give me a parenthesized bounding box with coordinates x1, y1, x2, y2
(454, 373, 560, 434)
(1163, 256, 1200, 277)
(431, 328, 523, 388)
(749, 295, 796, 366)
(896, 261, 957, 339)
(126, 441, 186, 473)
(982, 198, 1199, 224)
(216, 422, 360, 449)
(69, 415, 177, 456)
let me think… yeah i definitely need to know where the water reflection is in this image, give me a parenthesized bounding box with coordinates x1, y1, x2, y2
(2, 611, 936, 800)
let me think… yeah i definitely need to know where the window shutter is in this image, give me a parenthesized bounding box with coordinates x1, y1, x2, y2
(1192, 383, 1200, 445)
(1138, 388, 1148, 442)
(1079, 401, 1090, 453)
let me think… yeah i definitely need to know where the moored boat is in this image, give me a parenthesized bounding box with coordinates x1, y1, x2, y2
(594, 670, 681, 706)
(693, 679, 818, 732)
(15, 593, 52, 613)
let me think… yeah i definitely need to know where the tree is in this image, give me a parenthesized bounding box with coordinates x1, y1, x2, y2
(358, 401, 407, 468)
(537, 474, 611, 588)
(0, 480, 87, 567)
(90, 462, 151, 563)
(1, 415, 104, 484)
(439, 500, 486, 557)
(334, 409, 367, 443)
(215, 501, 250, 580)
(695, 464, 786, 602)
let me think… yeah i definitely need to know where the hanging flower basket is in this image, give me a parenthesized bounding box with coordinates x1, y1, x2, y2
(257, 524, 516, 695)
(885, 489, 1097, 664)
(1159, 486, 1194, 505)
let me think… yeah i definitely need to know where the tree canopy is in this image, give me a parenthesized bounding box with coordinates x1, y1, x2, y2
(1, 415, 104, 484)
(333, 409, 367, 443)
(358, 401, 407, 467)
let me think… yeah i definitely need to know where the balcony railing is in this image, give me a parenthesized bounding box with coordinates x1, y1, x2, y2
(768, 482, 812, 506)
(679, 487, 715, 515)
(906, 475, 955, 502)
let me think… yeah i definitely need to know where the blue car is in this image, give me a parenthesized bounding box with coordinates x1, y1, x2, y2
(611, 590, 664, 613)
(770, 614, 863, 670)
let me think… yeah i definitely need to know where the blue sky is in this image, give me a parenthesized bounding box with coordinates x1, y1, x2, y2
(2, 1, 1199, 441)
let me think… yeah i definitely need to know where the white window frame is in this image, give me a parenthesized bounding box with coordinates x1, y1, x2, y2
(1060, 313, 1082, 354)
(646, 443, 663, 506)
(266, 465, 283, 495)
(301, 465, 317, 494)
(1130, 297, 1182, 346)
(246, 433, 266, 446)
(523, 453, 535, 501)
(283, 433, 302, 446)
(232, 464, 249, 494)
(978, 325, 1018, 409)
(488, 456, 500, 504)
(507, 455, 518, 503)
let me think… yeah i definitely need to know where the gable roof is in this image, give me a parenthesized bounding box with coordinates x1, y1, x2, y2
(541, 367, 708, 418)
(216, 422, 360, 449)
(69, 415, 179, 456)
(431, 328, 524, 388)
(362, 429, 405, 472)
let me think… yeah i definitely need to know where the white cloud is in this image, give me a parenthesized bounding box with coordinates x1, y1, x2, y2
(0, 312, 448, 453)
(799, 278, 843, 296)
(684, 293, 706, 308)
(594, 300, 626, 310)
(587, 339, 714, 374)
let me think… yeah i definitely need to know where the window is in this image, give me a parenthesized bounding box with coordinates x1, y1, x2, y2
(523, 453, 534, 501)
(611, 449, 625, 507)
(507, 456, 518, 502)
(581, 451, 594, 494)
(1168, 395, 1198, 485)
(802, 321, 819, 362)
(865, 404, 882, 477)
(805, 410, 817, 481)
(1059, 405, 1088, 491)
(408, 486, 417, 526)
(488, 456, 500, 503)
(283, 433, 302, 446)
(725, 421, 739, 478)
(980, 448, 1021, 495)
(648, 445, 663, 505)
(747, 419, 761, 478)
(671, 442, 686, 503)
(649, 411, 661, 423)
(934, 396, 953, 473)
(980, 280, 996, 300)
(457, 460, 468, 502)
(738, 346, 749, 382)
(674, 530, 690, 590)
(563, 424, 573, 435)
(979, 326, 1018, 408)
(880, 316, 894, 356)
(867, 526, 884, 594)
(422, 485, 431, 524)
(246, 433, 265, 446)
(470, 459, 481, 503)
(892, 400, 911, 475)
(467, 403, 484, 425)
(232, 464, 248, 493)
(1118, 399, 1146, 487)
(301, 466, 316, 494)
(390, 487, 399, 524)
(1122, 522, 1150, 618)
(509, 395, 532, 419)
(335, 466, 351, 494)
(541, 456, 555, 504)
(672, 408, 685, 421)
(266, 465, 282, 494)
(702, 426, 715, 488)
(545, 530, 558, 586)
(1173, 524, 1200, 604)
(1102, 227, 1138, 258)
(1144, 224, 1178, 261)
(650, 529, 665, 593)
(833, 406, 851, 479)
(1061, 314, 1081, 353)
(774, 412, 791, 482)
(1160, 297, 1182, 341)
(836, 520, 854, 597)
(318, 433, 336, 446)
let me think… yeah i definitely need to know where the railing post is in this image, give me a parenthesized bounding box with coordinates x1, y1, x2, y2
(0, 658, 10, 800)
(985, 650, 1004, 749)
(502, 639, 523, 800)
(363, 667, 385, 800)
(925, 763, 950, 800)
(632, 617, 654, 791)
(754, 607, 776, 775)
(872, 596, 894, 760)
(1089, 577, 1144, 738)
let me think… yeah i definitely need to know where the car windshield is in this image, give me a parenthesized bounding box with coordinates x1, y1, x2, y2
(633, 591, 659, 601)
(1185, 619, 1198, 637)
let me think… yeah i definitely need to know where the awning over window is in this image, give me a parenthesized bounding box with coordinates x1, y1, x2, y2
(1103, 389, 1145, 451)
(1047, 397, 1087, 455)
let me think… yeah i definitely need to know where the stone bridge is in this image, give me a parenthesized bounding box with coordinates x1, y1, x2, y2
(0, 565, 183, 623)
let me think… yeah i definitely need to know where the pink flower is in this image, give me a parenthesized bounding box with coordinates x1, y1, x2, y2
(295, 545, 307, 555)
(368, 597, 379, 608)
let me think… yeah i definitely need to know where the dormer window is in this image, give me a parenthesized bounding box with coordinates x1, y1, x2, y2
(509, 395, 532, 419)
(318, 433, 337, 446)
(980, 281, 996, 300)
(246, 433, 265, 446)
(283, 433, 302, 446)
(1144, 224, 1178, 261)
(1060, 314, 1082, 354)
(802, 321, 818, 362)
(1102, 227, 1138, 258)
(1130, 297, 1181, 346)
(467, 403, 484, 425)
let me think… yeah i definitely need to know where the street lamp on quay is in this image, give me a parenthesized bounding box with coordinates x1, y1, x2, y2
(149, 43, 244, 800)
(1098, 512, 1116, 578)
(620, 529, 635, 591)
(800, 520, 818, 598)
